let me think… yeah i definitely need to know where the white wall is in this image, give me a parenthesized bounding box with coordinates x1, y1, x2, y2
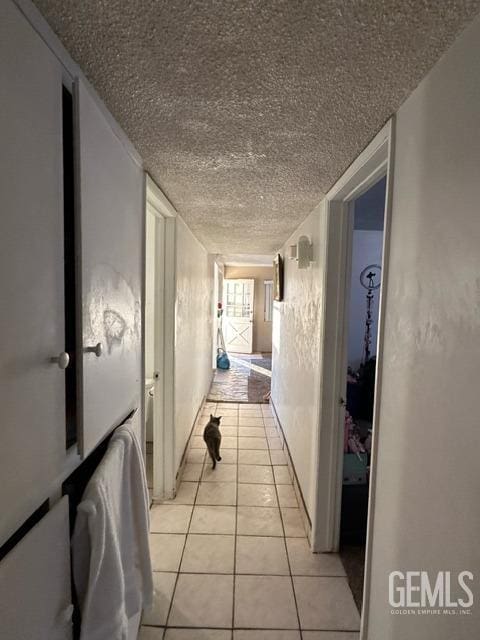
(271, 204, 327, 517)
(347, 230, 383, 369)
(174, 216, 214, 470)
(366, 14, 480, 640)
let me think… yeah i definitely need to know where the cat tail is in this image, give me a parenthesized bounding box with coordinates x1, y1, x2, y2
(206, 440, 217, 469)
(215, 438, 222, 462)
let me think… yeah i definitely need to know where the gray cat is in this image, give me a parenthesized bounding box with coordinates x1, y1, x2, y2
(203, 414, 222, 469)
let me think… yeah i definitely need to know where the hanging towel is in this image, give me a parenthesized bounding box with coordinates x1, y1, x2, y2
(72, 421, 153, 640)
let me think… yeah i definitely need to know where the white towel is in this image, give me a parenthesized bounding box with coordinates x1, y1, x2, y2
(72, 422, 153, 640)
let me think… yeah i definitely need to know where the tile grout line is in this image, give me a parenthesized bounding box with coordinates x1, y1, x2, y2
(143, 624, 360, 633)
(160, 403, 213, 639)
(269, 421, 304, 640)
(152, 531, 304, 539)
(231, 406, 239, 640)
(148, 569, 345, 578)
(143, 624, 360, 632)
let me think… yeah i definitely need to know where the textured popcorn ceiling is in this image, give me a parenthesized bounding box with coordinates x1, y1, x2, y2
(34, 0, 480, 253)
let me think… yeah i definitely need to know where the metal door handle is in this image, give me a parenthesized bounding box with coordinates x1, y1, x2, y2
(84, 342, 102, 357)
(50, 351, 70, 369)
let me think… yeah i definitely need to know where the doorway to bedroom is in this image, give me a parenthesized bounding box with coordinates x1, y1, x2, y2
(339, 176, 387, 610)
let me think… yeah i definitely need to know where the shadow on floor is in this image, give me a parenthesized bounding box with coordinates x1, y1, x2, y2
(339, 543, 365, 612)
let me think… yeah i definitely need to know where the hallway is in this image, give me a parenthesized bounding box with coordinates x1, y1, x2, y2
(3, 2, 480, 639)
(141, 402, 360, 639)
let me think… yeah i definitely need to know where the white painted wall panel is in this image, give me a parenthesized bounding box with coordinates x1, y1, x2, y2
(366, 14, 480, 639)
(0, 498, 72, 640)
(271, 205, 327, 517)
(0, 0, 66, 545)
(174, 217, 213, 470)
(77, 81, 143, 456)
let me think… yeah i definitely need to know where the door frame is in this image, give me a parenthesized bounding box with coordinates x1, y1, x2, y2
(212, 262, 220, 368)
(223, 278, 255, 354)
(145, 175, 177, 500)
(311, 119, 395, 634)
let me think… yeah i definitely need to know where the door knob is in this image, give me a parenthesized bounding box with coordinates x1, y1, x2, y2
(84, 342, 102, 357)
(50, 351, 70, 369)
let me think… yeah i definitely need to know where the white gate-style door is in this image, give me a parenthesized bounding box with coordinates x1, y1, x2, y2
(223, 279, 255, 354)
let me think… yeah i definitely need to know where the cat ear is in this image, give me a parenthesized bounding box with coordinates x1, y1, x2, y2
(210, 414, 213, 419)
(217, 416, 222, 420)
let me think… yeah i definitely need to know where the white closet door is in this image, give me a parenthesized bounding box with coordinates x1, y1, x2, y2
(0, 498, 73, 640)
(76, 81, 143, 457)
(0, 0, 66, 545)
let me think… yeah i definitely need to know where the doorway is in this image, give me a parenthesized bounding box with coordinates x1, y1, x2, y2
(339, 176, 387, 610)
(223, 278, 255, 354)
(311, 121, 394, 635)
(209, 260, 274, 403)
(144, 176, 176, 501)
(145, 198, 163, 499)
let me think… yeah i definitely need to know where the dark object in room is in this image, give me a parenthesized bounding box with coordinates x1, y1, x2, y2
(340, 483, 369, 545)
(357, 357, 377, 422)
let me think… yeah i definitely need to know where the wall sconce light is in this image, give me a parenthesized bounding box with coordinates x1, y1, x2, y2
(289, 235, 313, 269)
(297, 235, 313, 269)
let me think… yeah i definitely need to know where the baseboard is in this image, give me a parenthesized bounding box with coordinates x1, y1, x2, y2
(152, 392, 208, 504)
(174, 393, 210, 492)
(270, 399, 313, 543)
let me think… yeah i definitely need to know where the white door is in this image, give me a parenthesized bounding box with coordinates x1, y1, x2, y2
(0, 0, 66, 545)
(76, 80, 144, 457)
(223, 279, 255, 354)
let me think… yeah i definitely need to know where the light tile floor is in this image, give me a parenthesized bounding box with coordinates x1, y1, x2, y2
(140, 403, 360, 640)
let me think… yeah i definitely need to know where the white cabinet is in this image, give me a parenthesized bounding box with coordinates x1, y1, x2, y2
(76, 81, 143, 457)
(0, 2, 145, 635)
(0, 498, 73, 640)
(0, 0, 67, 545)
